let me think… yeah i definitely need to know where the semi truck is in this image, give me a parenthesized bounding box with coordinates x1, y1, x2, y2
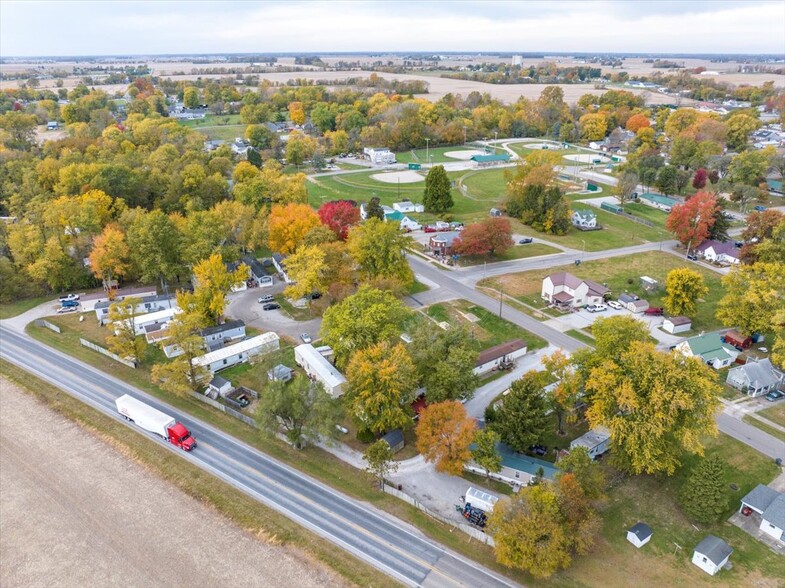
(115, 394, 196, 451)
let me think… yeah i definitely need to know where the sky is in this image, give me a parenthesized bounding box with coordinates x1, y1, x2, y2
(1, 0, 784, 57)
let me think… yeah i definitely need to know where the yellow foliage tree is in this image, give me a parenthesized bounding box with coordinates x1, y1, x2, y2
(178, 253, 247, 325)
(415, 400, 476, 475)
(267, 203, 321, 254)
(89, 225, 130, 289)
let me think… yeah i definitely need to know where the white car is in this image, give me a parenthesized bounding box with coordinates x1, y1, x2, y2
(300, 333, 312, 344)
(59, 294, 80, 302)
(586, 304, 608, 313)
(258, 295, 274, 304)
(56, 306, 78, 314)
(607, 300, 622, 310)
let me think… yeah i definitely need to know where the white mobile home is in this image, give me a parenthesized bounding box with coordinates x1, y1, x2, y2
(192, 333, 280, 374)
(294, 343, 347, 397)
(117, 307, 179, 336)
(570, 428, 611, 459)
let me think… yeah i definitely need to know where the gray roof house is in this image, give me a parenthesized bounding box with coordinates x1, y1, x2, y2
(726, 359, 783, 397)
(571, 209, 598, 229)
(740, 484, 785, 543)
(241, 254, 270, 286)
(570, 428, 611, 459)
(199, 320, 246, 352)
(94, 293, 175, 323)
(541, 272, 609, 309)
(692, 535, 733, 576)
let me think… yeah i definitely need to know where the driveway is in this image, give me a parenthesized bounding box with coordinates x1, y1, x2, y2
(225, 287, 322, 343)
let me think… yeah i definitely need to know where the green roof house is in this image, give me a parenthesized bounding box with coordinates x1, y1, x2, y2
(675, 333, 740, 369)
(638, 193, 679, 212)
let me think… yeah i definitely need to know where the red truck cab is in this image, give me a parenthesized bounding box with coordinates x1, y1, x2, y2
(168, 422, 197, 451)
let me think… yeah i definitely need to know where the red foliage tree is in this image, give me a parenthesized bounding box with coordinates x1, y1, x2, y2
(318, 200, 360, 240)
(692, 168, 708, 190)
(451, 217, 514, 257)
(665, 191, 718, 248)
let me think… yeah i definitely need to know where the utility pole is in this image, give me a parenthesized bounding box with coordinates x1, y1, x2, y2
(425, 138, 430, 165)
(498, 284, 503, 318)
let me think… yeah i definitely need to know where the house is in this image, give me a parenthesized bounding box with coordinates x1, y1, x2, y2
(541, 272, 609, 309)
(692, 535, 732, 576)
(381, 429, 405, 454)
(676, 333, 740, 369)
(740, 484, 785, 543)
(117, 307, 179, 337)
(471, 441, 557, 486)
(663, 316, 692, 334)
(637, 192, 679, 212)
(143, 321, 172, 344)
(191, 333, 280, 375)
(626, 522, 653, 548)
(618, 293, 649, 314)
(294, 343, 347, 397)
(271, 253, 292, 284)
(241, 255, 270, 286)
(695, 240, 740, 265)
(200, 320, 246, 352)
(224, 258, 250, 291)
(231, 137, 250, 155)
(726, 359, 783, 397)
(94, 294, 175, 324)
(473, 339, 527, 375)
(399, 216, 421, 231)
(208, 375, 233, 397)
(428, 231, 462, 255)
(570, 428, 611, 459)
(571, 209, 598, 229)
(392, 200, 425, 214)
(465, 487, 499, 514)
(363, 147, 396, 165)
(267, 364, 294, 382)
(359, 202, 395, 220)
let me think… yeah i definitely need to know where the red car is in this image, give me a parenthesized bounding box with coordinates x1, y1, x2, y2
(644, 307, 664, 316)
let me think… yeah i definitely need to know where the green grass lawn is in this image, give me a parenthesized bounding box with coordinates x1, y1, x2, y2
(622, 201, 670, 230)
(0, 295, 52, 319)
(757, 401, 785, 428)
(460, 470, 515, 496)
(395, 145, 505, 164)
(742, 415, 785, 442)
(539, 414, 589, 462)
(457, 242, 561, 266)
(481, 251, 726, 332)
(178, 114, 242, 128)
(564, 328, 596, 346)
(195, 125, 247, 141)
(424, 299, 548, 351)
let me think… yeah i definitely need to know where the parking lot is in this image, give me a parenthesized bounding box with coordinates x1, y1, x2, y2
(225, 287, 322, 344)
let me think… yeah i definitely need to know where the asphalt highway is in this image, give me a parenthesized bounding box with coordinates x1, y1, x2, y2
(0, 326, 517, 588)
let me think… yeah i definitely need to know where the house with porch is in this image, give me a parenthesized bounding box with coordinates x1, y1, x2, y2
(541, 272, 609, 310)
(473, 339, 527, 375)
(726, 359, 783, 397)
(675, 333, 740, 369)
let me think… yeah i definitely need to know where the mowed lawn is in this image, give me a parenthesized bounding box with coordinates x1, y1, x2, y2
(480, 251, 726, 332)
(423, 299, 548, 351)
(395, 145, 507, 164)
(757, 402, 785, 429)
(556, 434, 782, 588)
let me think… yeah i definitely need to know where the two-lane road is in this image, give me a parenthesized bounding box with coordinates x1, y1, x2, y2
(0, 326, 516, 588)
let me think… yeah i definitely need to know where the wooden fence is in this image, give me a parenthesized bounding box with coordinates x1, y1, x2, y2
(34, 319, 61, 333)
(189, 391, 257, 428)
(79, 338, 136, 368)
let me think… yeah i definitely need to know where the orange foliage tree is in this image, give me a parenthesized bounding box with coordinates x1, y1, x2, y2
(625, 113, 651, 133)
(415, 400, 476, 475)
(665, 191, 718, 248)
(267, 203, 321, 254)
(88, 225, 130, 288)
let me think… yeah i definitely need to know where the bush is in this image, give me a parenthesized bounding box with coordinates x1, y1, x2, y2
(356, 428, 375, 443)
(484, 404, 497, 424)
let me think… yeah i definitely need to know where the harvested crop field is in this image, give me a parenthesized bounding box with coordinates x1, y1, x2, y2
(0, 377, 344, 588)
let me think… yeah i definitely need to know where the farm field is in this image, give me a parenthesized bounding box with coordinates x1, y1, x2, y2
(480, 251, 726, 332)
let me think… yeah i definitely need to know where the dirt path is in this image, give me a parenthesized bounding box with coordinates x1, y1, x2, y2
(0, 378, 346, 588)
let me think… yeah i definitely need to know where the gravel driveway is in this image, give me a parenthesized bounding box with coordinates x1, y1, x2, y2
(226, 288, 323, 343)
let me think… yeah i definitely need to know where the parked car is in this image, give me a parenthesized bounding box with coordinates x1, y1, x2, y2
(258, 295, 274, 303)
(528, 444, 547, 457)
(518, 237, 533, 244)
(644, 307, 664, 316)
(300, 333, 312, 344)
(754, 205, 767, 212)
(607, 300, 622, 310)
(687, 254, 698, 261)
(586, 304, 607, 313)
(308, 291, 322, 300)
(59, 294, 79, 302)
(60, 299, 80, 308)
(766, 390, 784, 402)
(262, 303, 280, 311)
(56, 306, 78, 314)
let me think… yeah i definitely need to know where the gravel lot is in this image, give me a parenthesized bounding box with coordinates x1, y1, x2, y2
(0, 378, 344, 588)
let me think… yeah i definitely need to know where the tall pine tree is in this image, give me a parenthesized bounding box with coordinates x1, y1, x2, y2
(489, 371, 549, 453)
(423, 165, 453, 213)
(678, 455, 729, 523)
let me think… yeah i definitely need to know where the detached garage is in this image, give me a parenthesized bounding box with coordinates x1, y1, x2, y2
(663, 316, 692, 334)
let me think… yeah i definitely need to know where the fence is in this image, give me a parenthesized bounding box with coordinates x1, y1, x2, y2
(34, 319, 61, 333)
(189, 391, 257, 428)
(79, 338, 136, 368)
(382, 484, 495, 546)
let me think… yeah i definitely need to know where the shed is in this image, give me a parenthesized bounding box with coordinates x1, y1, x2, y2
(639, 276, 659, 292)
(381, 429, 404, 454)
(663, 316, 692, 334)
(267, 364, 294, 383)
(465, 487, 499, 514)
(570, 428, 611, 459)
(618, 293, 649, 314)
(626, 522, 653, 548)
(208, 375, 233, 397)
(601, 201, 622, 213)
(722, 330, 752, 350)
(489, 208, 503, 217)
(692, 535, 732, 576)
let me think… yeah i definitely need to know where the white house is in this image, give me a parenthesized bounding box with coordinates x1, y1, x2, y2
(392, 200, 425, 214)
(676, 333, 740, 369)
(117, 307, 179, 336)
(208, 375, 233, 397)
(571, 209, 597, 229)
(363, 147, 396, 165)
(200, 320, 247, 352)
(294, 343, 347, 397)
(95, 294, 175, 324)
(662, 316, 692, 334)
(473, 339, 527, 375)
(399, 216, 422, 231)
(692, 535, 732, 576)
(541, 272, 609, 309)
(359, 203, 395, 220)
(740, 484, 785, 543)
(618, 293, 649, 314)
(695, 240, 741, 265)
(626, 522, 653, 548)
(570, 428, 611, 459)
(726, 359, 783, 397)
(192, 333, 280, 375)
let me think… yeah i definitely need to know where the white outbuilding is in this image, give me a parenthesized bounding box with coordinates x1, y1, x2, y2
(692, 535, 732, 576)
(662, 316, 692, 334)
(294, 343, 347, 397)
(465, 487, 499, 514)
(626, 522, 653, 548)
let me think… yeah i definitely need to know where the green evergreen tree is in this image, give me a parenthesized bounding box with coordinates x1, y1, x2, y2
(678, 455, 729, 523)
(423, 165, 453, 213)
(365, 196, 385, 220)
(489, 371, 550, 453)
(246, 147, 263, 168)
